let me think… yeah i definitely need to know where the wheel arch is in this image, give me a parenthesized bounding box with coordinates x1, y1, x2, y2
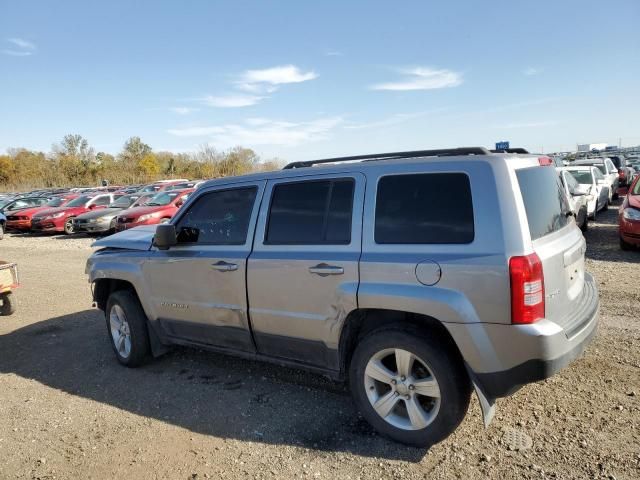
(338, 308, 465, 378)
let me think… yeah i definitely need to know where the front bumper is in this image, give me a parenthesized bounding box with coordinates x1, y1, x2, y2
(31, 219, 64, 232)
(75, 221, 112, 233)
(447, 273, 599, 399)
(620, 217, 640, 246)
(6, 220, 31, 231)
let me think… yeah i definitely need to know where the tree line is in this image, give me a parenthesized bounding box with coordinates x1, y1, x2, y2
(0, 134, 284, 190)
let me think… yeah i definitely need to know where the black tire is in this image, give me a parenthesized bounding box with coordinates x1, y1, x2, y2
(105, 290, 151, 367)
(0, 292, 15, 315)
(109, 219, 116, 234)
(620, 237, 632, 251)
(580, 217, 588, 232)
(349, 328, 471, 447)
(63, 217, 75, 235)
(602, 201, 609, 211)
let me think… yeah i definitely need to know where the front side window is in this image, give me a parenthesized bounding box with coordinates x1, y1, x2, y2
(265, 179, 354, 245)
(176, 187, 257, 245)
(375, 173, 474, 244)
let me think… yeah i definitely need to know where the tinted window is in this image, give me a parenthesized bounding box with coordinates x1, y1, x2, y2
(176, 187, 257, 245)
(516, 167, 571, 241)
(375, 173, 474, 244)
(266, 179, 354, 245)
(609, 156, 621, 169)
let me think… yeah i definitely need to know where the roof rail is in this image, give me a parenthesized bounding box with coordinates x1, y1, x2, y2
(490, 148, 530, 154)
(282, 147, 491, 169)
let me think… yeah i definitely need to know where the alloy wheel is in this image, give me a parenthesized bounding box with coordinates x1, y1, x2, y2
(364, 348, 441, 431)
(109, 304, 132, 359)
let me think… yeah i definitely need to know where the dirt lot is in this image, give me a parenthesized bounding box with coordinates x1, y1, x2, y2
(0, 203, 638, 480)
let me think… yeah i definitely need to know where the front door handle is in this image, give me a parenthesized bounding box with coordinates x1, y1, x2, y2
(211, 261, 238, 272)
(309, 263, 344, 276)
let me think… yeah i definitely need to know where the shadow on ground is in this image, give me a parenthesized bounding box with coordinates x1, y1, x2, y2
(0, 310, 426, 461)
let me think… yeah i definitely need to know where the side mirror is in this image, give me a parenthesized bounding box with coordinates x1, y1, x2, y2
(154, 224, 177, 250)
(89, 204, 97, 209)
(570, 188, 586, 197)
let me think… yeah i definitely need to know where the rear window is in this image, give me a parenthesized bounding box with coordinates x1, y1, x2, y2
(516, 167, 571, 240)
(375, 173, 474, 244)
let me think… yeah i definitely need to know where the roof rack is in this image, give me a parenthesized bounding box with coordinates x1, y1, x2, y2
(282, 147, 491, 169)
(490, 148, 530, 154)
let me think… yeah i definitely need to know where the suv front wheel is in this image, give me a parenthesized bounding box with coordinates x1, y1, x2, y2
(105, 290, 151, 367)
(349, 328, 471, 447)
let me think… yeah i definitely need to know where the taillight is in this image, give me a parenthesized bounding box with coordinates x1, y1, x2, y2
(509, 253, 545, 324)
(538, 156, 553, 166)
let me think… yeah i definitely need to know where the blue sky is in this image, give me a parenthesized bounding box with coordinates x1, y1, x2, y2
(1, 0, 639, 161)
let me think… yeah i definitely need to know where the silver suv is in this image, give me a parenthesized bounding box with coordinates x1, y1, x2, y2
(86, 147, 599, 447)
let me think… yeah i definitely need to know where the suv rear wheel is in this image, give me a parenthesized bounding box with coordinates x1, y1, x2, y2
(105, 290, 151, 367)
(349, 328, 471, 447)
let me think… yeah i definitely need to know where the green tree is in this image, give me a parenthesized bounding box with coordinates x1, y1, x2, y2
(137, 153, 160, 177)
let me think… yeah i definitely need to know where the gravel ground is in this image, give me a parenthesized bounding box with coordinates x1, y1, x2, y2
(0, 202, 638, 480)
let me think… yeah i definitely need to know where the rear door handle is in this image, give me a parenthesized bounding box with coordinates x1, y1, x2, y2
(211, 261, 238, 272)
(309, 263, 344, 276)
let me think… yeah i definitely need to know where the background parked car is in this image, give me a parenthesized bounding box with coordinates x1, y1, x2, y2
(558, 169, 589, 231)
(0, 196, 51, 214)
(619, 175, 640, 250)
(607, 155, 634, 187)
(561, 166, 609, 220)
(573, 158, 619, 201)
(115, 189, 193, 232)
(5, 195, 78, 232)
(31, 193, 115, 234)
(74, 193, 155, 235)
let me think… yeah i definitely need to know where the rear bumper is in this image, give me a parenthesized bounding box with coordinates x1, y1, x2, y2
(447, 273, 599, 399)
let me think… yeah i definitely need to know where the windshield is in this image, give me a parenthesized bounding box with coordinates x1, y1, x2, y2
(569, 170, 593, 185)
(109, 195, 136, 208)
(146, 192, 180, 206)
(47, 197, 67, 207)
(131, 195, 152, 207)
(65, 195, 92, 207)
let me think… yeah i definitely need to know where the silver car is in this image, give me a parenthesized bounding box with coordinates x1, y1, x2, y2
(86, 147, 599, 446)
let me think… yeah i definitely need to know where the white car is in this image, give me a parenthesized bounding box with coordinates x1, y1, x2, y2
(561, 166, 609, 219)
(557, 169, 589, 231)
(573, 158, 619, 202)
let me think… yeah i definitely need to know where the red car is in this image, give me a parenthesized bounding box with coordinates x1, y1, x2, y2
(5, 195, 78, 232)
(31, 193, 115, 234)
(619, 175, 640, 250)
(115, 189, 193, 232)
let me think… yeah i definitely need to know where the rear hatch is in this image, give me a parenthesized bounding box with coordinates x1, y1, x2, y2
(515, 164, 593, 337)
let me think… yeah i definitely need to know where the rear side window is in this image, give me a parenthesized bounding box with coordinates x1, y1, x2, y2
(375, 173, 474, 244)
(516, 167, 571, 241)
(594, 165, 607, 175)
(266, 179, 354, 245)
